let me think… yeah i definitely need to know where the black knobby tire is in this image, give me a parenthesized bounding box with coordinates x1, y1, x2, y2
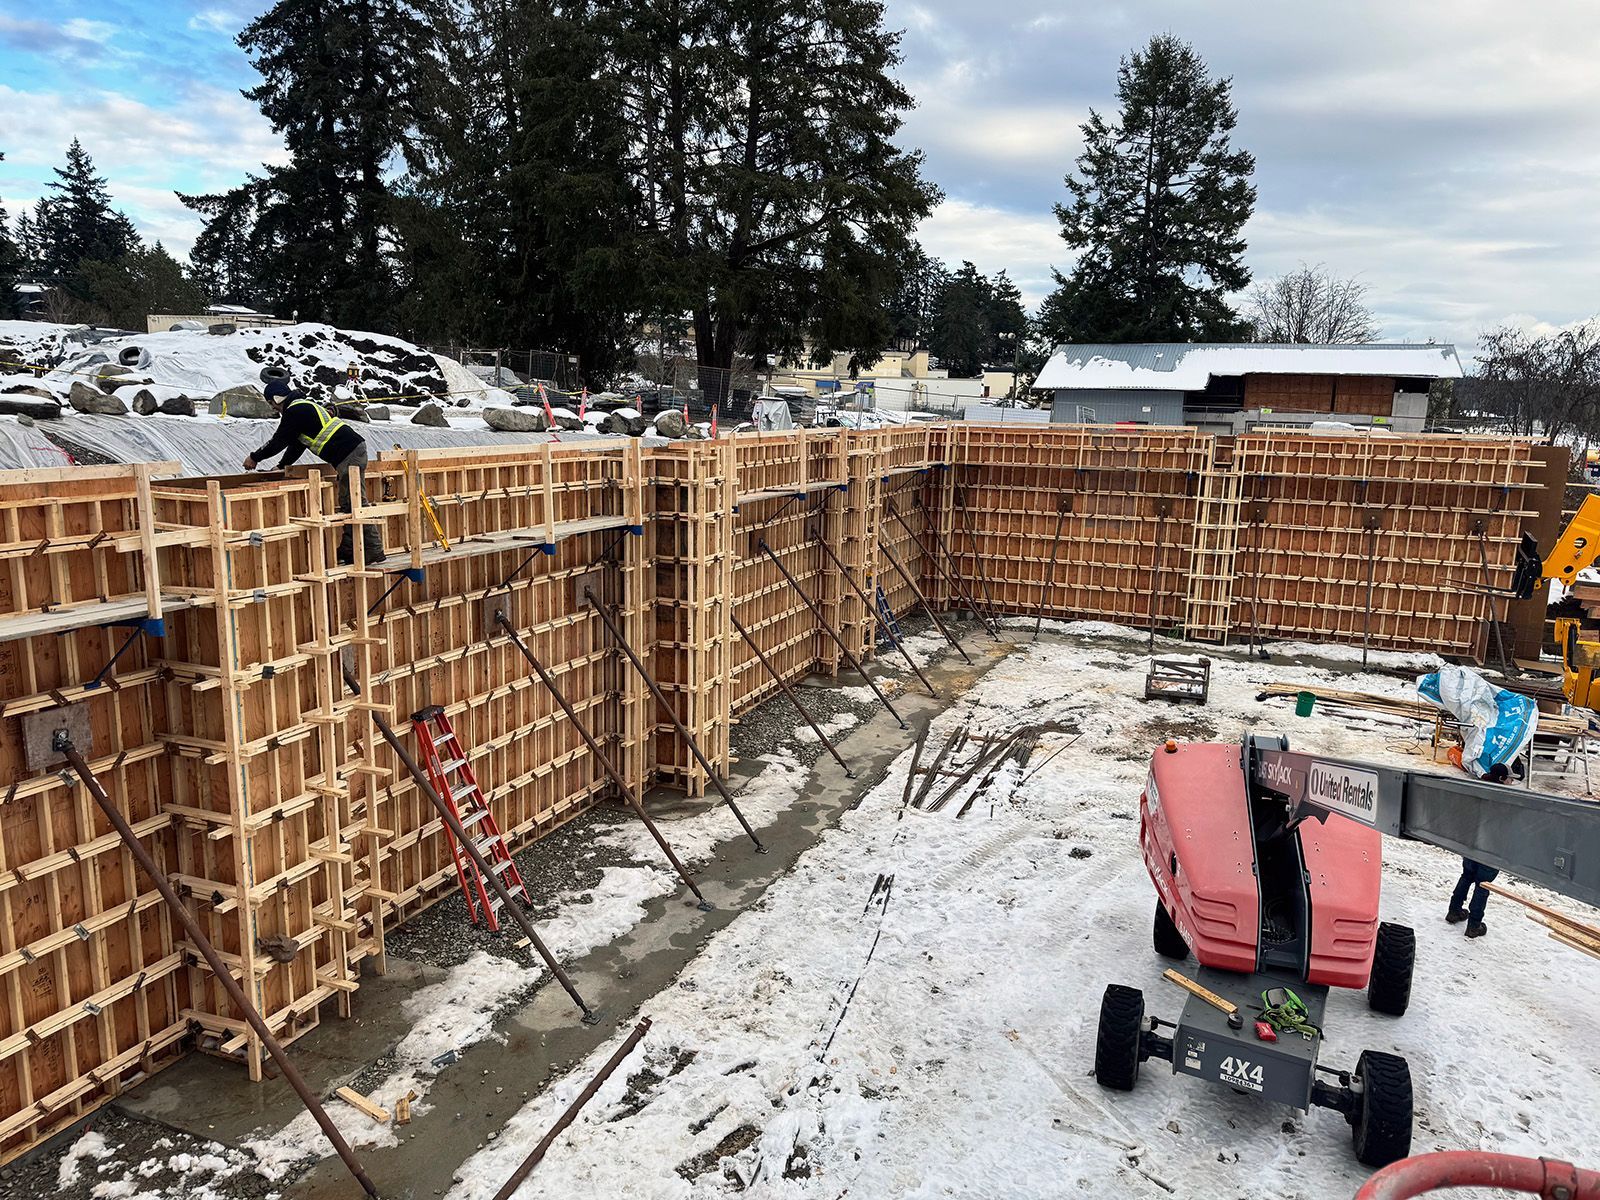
(1094, 984, 1145, 1091)
(1351, 1049, 1413, 1167)
(1368, 922, 1416, 1016)
(1153, 898, 1189, 960)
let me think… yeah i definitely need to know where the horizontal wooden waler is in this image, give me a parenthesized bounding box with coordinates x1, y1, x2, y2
(0, 424, 1552, 1162)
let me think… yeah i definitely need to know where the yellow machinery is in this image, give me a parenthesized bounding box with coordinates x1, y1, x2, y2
(1515, 494, 1600, 708)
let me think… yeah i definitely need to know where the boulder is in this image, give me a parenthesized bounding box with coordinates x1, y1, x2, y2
(554, 413, 586, 432)
(132, 391, 159, 416)
(483, 406, 548, 433)
(68, 381, 128, 415)
(411, 403, 449, 427)
(335, 403, 370, 423)
(95, 363, 134, 383)
(0, 395, 63, 420)
(1, 383, 57, 401)
(17, 414, 34, 427)
(654, 410, 689, 439)
(626, 414, 649, 436)
(213, 385, 274, 419)
(365, 405, 390, 422)
(159, 396, 197, 417)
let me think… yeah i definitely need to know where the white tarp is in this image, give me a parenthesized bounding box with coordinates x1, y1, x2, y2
(1, 413, 621, 477)
(4, 321, 519, 410)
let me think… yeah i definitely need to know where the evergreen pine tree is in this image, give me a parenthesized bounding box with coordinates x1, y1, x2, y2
(80, 242, 209, 330)
(929, 262, 992, 377)
(180, 187, 262, 305)
(619, 0, 938, 406)
(237, 0, 440, 327)
(982, 270, 1027, 366)
(887, 244, 950, 350)
(38, 140, 140, 297)
(1042, 34, 1254, 343)
(398, 0, 646, 381)
(0, 152, 19, 319)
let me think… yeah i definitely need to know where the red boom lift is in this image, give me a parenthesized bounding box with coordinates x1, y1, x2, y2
(1095, 734, 1600, 1168)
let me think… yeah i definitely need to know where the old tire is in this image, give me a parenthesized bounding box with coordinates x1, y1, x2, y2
(1351, 1050, 1413, 1167)
(1153, 898, 1189, 960)
(1367, 922, 1415, 1016)
(1094, 984, 1145, 1091)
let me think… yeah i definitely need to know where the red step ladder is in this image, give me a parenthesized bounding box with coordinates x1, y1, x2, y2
(410, 706, 530, 931)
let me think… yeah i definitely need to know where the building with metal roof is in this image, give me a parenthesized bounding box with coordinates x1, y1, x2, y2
(1033, 342, 1464, 434)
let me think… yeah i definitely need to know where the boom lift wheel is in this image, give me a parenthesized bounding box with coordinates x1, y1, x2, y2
(1094, 984, 1147, 1091)
(1367, 922, 1416, 1016)
(1153, 897, 1189, 960)
(1351, 1049, 1414, 1167)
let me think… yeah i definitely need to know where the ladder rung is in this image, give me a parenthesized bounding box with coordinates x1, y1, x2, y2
(489, 859, 515, 877)
(440, 758, 468, 774)
(459, 808, 491, 829)
(472, 835, 499, 857)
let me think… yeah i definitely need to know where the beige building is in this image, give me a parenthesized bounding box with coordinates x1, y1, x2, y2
(768, 347, 1019, 413)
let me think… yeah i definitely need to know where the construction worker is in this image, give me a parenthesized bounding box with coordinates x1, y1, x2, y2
(1447, 856, 1497, 939)
(243, 379, 385, 565)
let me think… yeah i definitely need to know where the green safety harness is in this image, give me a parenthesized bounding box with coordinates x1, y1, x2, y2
(1260, 986, 1322, 1037)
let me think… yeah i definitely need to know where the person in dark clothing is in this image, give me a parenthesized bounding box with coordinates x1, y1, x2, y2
(1447, 856, 1497, 939)
(244, 380, 384, 564)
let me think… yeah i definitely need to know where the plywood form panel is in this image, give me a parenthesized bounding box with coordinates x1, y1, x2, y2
(936, 425, 1212, 631)
(1232, 432, 1537, 656)
(0, 469, 189, 1162)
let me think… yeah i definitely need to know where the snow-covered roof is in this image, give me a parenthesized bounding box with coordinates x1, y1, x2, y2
(1033, 342, 1464, 392)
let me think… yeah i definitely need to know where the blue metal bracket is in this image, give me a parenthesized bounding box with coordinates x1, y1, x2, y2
(84, 622, 157, 690)
(628, 525, 645, 536)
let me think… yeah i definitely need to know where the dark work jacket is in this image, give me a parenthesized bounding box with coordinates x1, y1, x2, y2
(253, 395, 363, 467)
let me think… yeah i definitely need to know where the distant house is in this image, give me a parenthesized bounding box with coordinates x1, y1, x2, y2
(1032, 342, 1464, 435)
(146, 304, 293, 334)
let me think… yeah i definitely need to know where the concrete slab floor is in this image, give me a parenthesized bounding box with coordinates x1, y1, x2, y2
(108, 627, 1012, 1200)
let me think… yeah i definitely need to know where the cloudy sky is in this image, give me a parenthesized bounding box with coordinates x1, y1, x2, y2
(1, 0, 1596, 351)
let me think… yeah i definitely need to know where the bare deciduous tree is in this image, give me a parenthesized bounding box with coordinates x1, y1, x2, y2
(1462, 322, 1600, 448)
(1245, 263, 1379, 344)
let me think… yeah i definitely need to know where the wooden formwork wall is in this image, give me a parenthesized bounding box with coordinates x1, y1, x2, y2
(1230, 432, 1538, 656)
(936, 424, 1213, 631)
(651, 443, 734, 796)
(0, 425, 1551, 1163)
(0, 466, 196, 1161)
(360, 441, 652, 911)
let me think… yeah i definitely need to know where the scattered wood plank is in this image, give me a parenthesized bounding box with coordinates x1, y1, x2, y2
(1481, 880, 1600, 959)
(1161, 968, 1238, 1017)
(335, 1087, 390, 1124)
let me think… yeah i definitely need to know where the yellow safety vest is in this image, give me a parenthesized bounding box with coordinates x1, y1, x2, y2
(289, 398, 347, 455)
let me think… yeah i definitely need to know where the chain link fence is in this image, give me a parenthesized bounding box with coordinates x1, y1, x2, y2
(424, 346, 584, 392)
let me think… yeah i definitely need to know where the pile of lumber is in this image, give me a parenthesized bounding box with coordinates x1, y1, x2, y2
(1482, 881, 1600, 961)
(1257, 682, 1594, 738)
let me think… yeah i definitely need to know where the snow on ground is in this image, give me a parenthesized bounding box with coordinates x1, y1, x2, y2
(52, 1127, 258, 1200)
(241, 744, 815, 1180)
(439, 627, 1600, 1200)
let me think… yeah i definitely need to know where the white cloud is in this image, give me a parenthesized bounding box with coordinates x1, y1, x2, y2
(187, 9, 235, 35)
(916, 199, 1067, 307)
(0, 83, 287, 257)
(883, 0, 1600, 345)
(60, 18, 116, 44)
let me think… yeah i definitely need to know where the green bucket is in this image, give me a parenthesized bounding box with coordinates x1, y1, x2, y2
(1294, 691, 1316, 717)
